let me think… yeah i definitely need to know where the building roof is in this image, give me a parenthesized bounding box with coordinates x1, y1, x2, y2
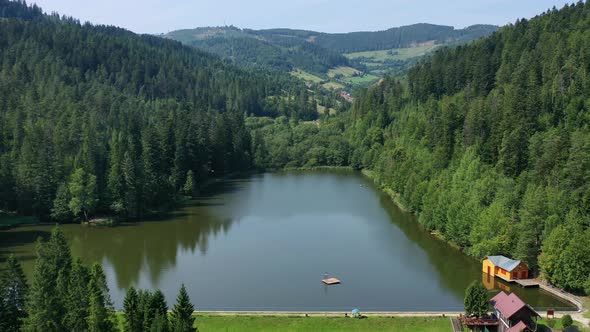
(490, 292, 540, 319)
(486, 255, 523, 272)
(506, 321, 527, 332)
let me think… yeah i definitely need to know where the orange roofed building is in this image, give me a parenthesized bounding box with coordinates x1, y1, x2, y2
(483, 255, 529, 281)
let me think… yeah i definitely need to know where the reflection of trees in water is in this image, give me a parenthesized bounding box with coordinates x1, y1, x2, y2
(67, 202, 235, 290)
(375, 192, 571, 308)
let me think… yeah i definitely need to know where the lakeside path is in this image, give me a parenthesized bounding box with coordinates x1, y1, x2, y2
(195, 311, 462, 317)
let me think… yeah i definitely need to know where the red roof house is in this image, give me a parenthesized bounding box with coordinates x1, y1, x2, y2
(490, 292, 539, 332)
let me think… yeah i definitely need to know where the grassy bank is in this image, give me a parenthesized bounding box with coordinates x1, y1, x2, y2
(196, 315, 450, 332)
(115, 313, 451, 331)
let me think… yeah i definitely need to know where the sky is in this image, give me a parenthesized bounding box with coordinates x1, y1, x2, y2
(31, 0, 574, 34)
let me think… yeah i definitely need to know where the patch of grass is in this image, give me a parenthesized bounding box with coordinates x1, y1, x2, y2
(322, 81, 345, 90)
(0, 211, 38, 228)
(537, 318, 590, 332)
(327, 66, 362, 78)
(290, 69, 323, 83)
(342, 74, 379, 85)
(196, 315, 452, 332)
(344, 43, 439, 62)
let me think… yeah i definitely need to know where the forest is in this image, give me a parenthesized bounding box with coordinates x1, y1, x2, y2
(0, 0, 322, 223)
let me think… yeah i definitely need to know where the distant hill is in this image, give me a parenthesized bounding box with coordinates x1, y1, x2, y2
(164, 23, 498, 89)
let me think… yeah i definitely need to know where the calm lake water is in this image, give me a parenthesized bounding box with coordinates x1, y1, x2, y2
(0, 170, 573, 311)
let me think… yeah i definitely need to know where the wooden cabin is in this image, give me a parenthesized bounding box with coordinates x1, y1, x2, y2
(483, 255, 529, 281)
(490, 291, 539, 332)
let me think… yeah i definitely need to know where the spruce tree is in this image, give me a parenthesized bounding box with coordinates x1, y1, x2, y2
(0, 255, 28, 332)
(149, 290, 169, 332)
(63, 259, 91, 331)
(170, 284, 196, 332)
(464, 281, 489, 317)
(87, 263, 115, 332)
(123, 286, 142, 332)
(24, 227, 72, 332)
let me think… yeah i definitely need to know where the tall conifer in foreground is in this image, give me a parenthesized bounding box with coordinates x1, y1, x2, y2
(123, 286, 142, 332)
(0, 255, 28, 331)
(170, 284, 197, 332)
(24, 227, 72, 332)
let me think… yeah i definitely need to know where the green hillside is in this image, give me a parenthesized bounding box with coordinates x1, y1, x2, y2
(164, 24, 498, 89)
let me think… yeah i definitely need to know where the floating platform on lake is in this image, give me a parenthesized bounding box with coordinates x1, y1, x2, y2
(322, 278, 341, 285)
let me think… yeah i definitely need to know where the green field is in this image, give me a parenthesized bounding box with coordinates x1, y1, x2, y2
(196, 315, 452, 332)
(290, 69, 324, 83)
(345, 43, 440, 62)
(327, 66, 361, 78)
(342, 74, 380, 85)
(322, 81, 345, 90)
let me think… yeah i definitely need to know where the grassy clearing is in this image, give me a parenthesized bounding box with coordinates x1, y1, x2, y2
(327, 66, 361, 78)
(342, 74, 379, 85)
(322, 81, 345, 90)
(0, 211, 37, 228)
(196, 315, 452, 332)
(344, 44, 439, 62)
(537, 318, 590, 331)
(290, 69, 323, 83)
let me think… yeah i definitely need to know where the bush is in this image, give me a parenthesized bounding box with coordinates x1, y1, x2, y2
(561, 314, 573, 328)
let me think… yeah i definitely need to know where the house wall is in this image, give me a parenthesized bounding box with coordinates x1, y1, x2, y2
(482, 259, 495, 275)
(482, 259, 529, 280)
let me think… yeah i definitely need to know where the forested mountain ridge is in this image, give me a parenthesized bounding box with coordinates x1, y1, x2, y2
(164, 24, 498, 88)
(0, 0, 320, 223)
(250, 2, 590, 294)
(166, 23, 499, 54)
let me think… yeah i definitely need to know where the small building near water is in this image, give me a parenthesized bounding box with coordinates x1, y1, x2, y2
(490, 291, 540, 332)
(483, 255, 529, 281)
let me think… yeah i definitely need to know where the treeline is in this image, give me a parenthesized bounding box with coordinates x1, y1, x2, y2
(0, 227, 198, 332)
(251, 2, 590, 294)
(0, 0, 317, 222)
(313, 24, 499, 53)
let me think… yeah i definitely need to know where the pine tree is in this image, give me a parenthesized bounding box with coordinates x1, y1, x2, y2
(123, 286, 142, 332)
(87, 263, 116, 332)
(63, 259, 91, 332)
(0, 255, 28, 332)
(464, 281, 489, 317)
(24, 227, 72, 332)
(150, 290, 169, 332)
(170, 284, 196, 332)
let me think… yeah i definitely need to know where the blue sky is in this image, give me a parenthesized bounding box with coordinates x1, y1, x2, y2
(31, 0, 574, 34)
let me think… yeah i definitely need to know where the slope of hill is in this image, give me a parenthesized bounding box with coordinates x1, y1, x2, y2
(164, 24, 498, 89)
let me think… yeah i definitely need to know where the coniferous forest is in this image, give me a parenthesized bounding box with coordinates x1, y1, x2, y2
(0, 0, 320, 223)
(1, 1, 590, 329)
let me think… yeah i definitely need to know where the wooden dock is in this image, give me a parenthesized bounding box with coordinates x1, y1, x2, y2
(322, 278, 341, 285)
(514, 279, 540, 288)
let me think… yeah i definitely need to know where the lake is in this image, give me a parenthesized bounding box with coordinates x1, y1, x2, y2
(0, 170, 573, 311)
